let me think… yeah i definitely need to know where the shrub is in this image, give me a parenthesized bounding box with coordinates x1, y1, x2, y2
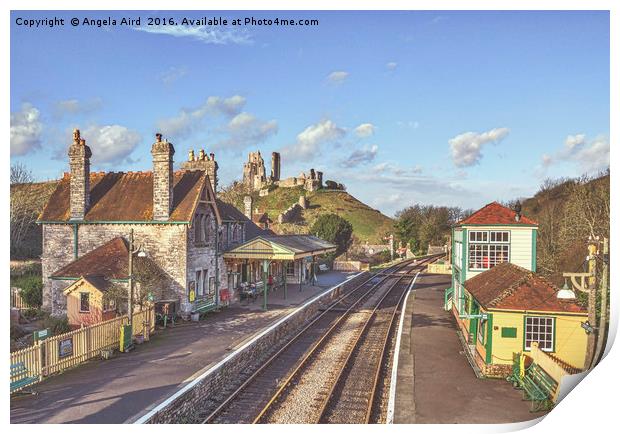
(12, 274, 43, 307)
(42, 314, 71, 335)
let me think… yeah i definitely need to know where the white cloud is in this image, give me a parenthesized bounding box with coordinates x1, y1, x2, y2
(449, 127, 510, 167)
(156, 95, 246, 138)
(341, 145, 378, 167)
(160, 66, 188, 84)
(214, 112, 278, 151)
(281, 119, 346, 161)
(327, 71, 349, 84)
(543, 134, 609, 174)
(11, 103, 43, 156)
(81, 125, 142, 165)
(397, 120, 419, 129)
(386, 62, 398, 70)
(133, 25, 252, 45)
(54, 98, 103, 118)
(354, 123, 376, 138)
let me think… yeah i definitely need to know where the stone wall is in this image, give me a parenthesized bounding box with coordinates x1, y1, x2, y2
(473, 348, 513, 378)
(278, 203, 302, 224)
(42, 223, 188, 316)
(186, 203, 228, 311)
(139, 272, 367, 424)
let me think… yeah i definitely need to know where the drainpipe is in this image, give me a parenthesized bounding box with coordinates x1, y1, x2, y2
(73, 223, 79, 259)
(215, 226, 220, 306)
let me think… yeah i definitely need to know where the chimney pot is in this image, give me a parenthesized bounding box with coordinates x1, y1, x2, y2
(155, 133, 162, 142)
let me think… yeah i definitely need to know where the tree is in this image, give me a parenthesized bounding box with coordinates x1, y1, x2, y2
(10, 162, 33, 185)
(310, 213, 353, 257)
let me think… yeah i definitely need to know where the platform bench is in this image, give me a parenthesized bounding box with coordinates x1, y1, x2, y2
(192, 297, 218, 317)
(10, 362, 38, 394)
(521, 363, 557, 412)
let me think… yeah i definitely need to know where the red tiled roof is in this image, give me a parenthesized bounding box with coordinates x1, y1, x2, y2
(52, 237, 129, 279)
(464, 263, 586, 314)
(457, 202, 537, 226)
(39, 170, 208, 222)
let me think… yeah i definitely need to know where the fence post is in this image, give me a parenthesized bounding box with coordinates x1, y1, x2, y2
(36, 341, 43, 380)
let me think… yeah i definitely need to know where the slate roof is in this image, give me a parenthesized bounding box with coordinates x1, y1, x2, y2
(457, 202, 537, 226)
(63, 276, 114, 294)
(39, 170, 208, 222)
(51, 237, 129, 280)
(259, 234, 337, 254)
(464, 263, 585, 313)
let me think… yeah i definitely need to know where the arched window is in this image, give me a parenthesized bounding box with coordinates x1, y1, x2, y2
(203, 214, 210, 242)
(194, 214, 202, 245)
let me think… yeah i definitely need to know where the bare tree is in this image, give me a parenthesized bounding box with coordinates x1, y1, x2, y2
(11, 163, 33, 185)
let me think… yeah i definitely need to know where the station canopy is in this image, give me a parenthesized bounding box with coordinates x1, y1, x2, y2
(223, 234, 336, 261)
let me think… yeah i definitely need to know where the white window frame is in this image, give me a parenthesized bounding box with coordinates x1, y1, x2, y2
(524, 316, 555, 352)
(468, 230, 511, 271)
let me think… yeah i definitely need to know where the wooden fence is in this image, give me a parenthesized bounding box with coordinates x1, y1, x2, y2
(427, 262, 452, 274)
(10, 287, 33, 310)
(333, 261, 370, 271)
(10, 307, 154, 393)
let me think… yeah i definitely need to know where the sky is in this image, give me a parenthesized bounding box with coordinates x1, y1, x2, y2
(10, 10, 610, 216)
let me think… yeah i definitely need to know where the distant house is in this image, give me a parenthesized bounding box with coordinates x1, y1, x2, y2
(38, 130, 262, 318)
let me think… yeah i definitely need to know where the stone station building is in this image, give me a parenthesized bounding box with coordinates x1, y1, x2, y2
(38, 130, 261, 318)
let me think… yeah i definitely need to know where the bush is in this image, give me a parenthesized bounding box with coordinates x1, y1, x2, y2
(42, 314, 71, 335)
(310, 213, 353, 257)
(12, 274, 43, 307)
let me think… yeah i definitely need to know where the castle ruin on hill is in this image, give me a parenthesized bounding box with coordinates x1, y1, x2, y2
(242, 150, 323, 193)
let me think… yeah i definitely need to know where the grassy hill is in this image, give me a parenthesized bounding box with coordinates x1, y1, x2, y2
(220, 184, 394, 244)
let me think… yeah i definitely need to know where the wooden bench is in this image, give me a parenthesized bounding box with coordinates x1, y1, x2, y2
(192, 297, 218, 317)
(10, 362, 38, 395)
(521, 363, 557, 412)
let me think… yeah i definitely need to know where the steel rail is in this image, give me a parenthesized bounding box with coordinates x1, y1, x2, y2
(314, 271, 415, 423)
(254, 256, 436, 424)
(201, 257, 418, 424)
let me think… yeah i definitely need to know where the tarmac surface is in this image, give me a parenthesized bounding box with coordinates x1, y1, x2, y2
(10, 271, 354, 424)
(394, 272, 543, 424)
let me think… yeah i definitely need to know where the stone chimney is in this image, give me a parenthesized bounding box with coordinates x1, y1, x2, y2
(244, 195, 253, 220)
(68, 129, 92, 220)
(151, 133, 175, 221)
(180, 148, 218, 196)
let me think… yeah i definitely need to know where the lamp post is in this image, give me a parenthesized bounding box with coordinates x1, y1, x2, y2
(128, 229, 147, 329)
(262, 259, 271, 311)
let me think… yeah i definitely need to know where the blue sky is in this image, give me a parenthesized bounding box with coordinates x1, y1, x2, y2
(10, 10, 610, 216)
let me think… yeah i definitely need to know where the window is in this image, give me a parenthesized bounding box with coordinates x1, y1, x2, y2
(196, 270, 203, 296)
(79, 293, 90, 312)
(203, 215, 209, 242)
(478, 317, 487, 344)
(194, 214, 202, 245)
(468, 230, 510, 270)
(286, 261, 295, 277)
(525, 316, 555, 352)
(209, 277, 215, 296)
(202, 270, 208, 296)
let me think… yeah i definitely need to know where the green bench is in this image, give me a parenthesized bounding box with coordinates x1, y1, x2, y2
(192, 297, 218, 317)
(520, 363, 557, 412)
(10, 362, 38, 395)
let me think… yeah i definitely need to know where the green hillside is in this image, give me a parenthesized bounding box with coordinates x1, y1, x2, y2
(220, 184, 394, 244)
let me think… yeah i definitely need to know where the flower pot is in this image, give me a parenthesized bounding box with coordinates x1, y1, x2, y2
(135, 334, 145, 345)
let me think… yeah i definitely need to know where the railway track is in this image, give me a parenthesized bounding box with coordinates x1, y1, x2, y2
(202, 255, 437, 424)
